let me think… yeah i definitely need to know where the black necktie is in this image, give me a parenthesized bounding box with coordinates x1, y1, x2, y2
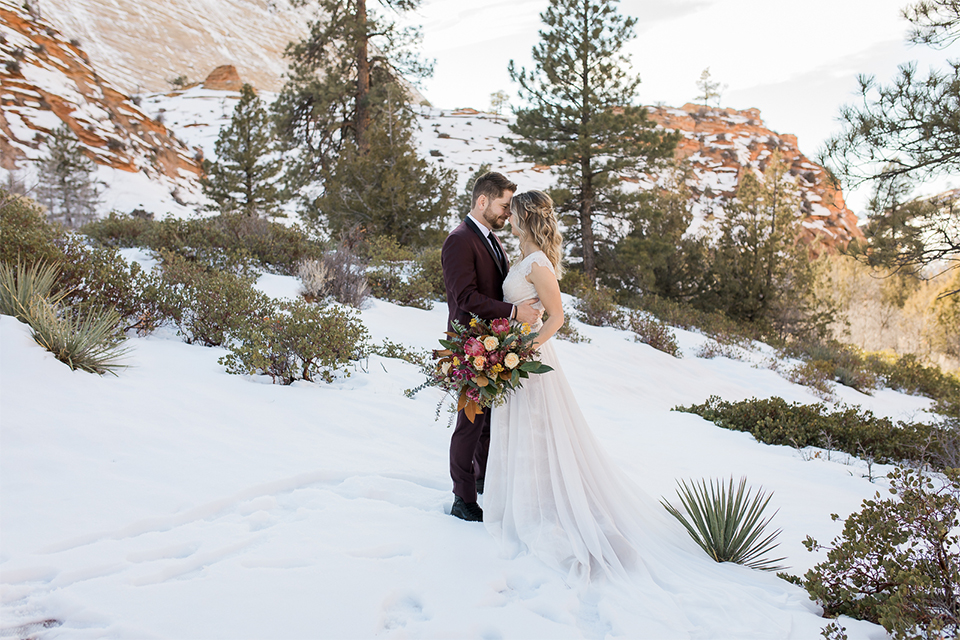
(489, 234, 504, 268)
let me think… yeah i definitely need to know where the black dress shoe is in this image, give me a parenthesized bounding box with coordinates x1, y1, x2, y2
(476, 477, 485, 495)
(451, 496, 483, 522)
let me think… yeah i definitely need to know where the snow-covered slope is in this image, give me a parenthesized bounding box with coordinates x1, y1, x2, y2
(0, 1, 204, 216)
(0, 262, 934, 638)
(27, 0, 312, 95)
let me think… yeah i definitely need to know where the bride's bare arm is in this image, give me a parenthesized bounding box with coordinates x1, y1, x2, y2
(527, 262, 563, 348)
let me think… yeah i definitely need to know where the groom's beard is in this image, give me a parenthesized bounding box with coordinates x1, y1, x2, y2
(482, 205, 507, 230)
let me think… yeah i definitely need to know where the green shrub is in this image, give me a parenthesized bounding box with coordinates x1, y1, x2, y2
(802, 467, 959, 640)
(627, 312, 682, 357)
(146, 251, 270, 346)
(370, 338, 427, 367)
(220, 298, 369, 384)
(662, 476, 785, 571)
(676, 396, 950, 470)
(633, 293, 763, 348)
(206, 213, 320, 274)
(0, 191, 63, 266)
(783, 341, 879, 394)
(364, 236, 440, 310)
(784, 359, 837, 400)
(415, 246, 445, 300)
(573, 284, 624, 328)
(56, 236, 152, 328)
(79, 211, 152, 247)
(82, 212, 322, 275)
(554, 310, 590, 343)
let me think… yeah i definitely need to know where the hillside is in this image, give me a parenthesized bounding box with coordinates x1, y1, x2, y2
(0, 0, 203, 214)
(0, 254, 937, 637)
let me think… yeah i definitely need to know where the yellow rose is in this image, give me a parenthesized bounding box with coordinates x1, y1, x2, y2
(482, 336, 499, 351)
(473, 356, 486, 369)
(504, 352, 520, 369)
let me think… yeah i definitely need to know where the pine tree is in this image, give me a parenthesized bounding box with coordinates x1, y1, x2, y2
(824, 0, 959, 279)
(34, 125, 101, 228)
(704, 152, 824, 336)
(310, 86, 456, 247)
(273, 0, 431, 183)
(695, 67, 726, 108)
(505, 0, 680, 280)
(202, 83, 286, 217)
(607, 170, 707, 301)
(489, 90, 509, 122)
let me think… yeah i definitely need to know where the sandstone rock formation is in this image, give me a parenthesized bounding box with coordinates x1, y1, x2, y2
(203, 65, 244, 92)
(0, 3, 200, 186)
(648, 103, 863, 248)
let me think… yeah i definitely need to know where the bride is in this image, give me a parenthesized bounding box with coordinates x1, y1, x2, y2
(482, 191, 815, 635)
(484, 188, 660, 585)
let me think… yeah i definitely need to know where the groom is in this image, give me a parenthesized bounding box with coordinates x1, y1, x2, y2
(441, 171, 541, 522)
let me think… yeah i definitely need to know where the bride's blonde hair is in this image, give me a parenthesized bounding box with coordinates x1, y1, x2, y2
(510, 190, 564, 279)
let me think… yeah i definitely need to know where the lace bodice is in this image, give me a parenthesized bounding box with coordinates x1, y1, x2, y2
(502, 251, 555, 306)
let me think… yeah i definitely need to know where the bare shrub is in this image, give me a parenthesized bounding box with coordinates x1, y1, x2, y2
(297, 258, 330, 299)
(695, 340, 743, 360)
(628, 312, 681, 357)
(308, 249, 368, 308)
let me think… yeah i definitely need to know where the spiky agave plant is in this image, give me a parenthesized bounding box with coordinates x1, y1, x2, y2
(662, 476, 787, 571)
(27, 297, 130, 375)
(0, 261, 68, 322)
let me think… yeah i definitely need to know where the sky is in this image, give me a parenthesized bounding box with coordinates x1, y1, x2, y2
(399, 0, 959, 214)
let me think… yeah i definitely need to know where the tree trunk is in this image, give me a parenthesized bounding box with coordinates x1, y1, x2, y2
(356, 0, 370, 155)
(580, 159, 596, 280)
(578, 2, 595, 281)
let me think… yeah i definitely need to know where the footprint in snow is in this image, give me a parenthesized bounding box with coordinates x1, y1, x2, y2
(378, 590, 430, 631)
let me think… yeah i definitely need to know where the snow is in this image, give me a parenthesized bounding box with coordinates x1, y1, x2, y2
(0, 268, 937, 638)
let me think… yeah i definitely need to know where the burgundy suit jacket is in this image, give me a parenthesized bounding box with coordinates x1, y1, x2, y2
(442, 217, 513, 331)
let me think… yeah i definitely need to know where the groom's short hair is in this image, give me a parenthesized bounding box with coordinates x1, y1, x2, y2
(472, 172, 518, 208)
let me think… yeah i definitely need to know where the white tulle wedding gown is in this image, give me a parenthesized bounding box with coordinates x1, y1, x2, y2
(484, 251, 818, 638)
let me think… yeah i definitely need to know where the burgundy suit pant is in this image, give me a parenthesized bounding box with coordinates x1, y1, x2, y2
(449, 406, 490, 503)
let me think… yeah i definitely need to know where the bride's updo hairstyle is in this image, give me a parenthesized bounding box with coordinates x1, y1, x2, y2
(510, 190, 564, 279)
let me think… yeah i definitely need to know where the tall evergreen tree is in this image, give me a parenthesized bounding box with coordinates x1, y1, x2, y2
(607, 171, 707, 301)
(703, 152, 823, 336)
(274, 0, 431, 183)
(505, 0, 679, 280)
(310, 86, 455, 246)
(35, 125, 101, 228)
(202, 83, 286, 217)
(824, 0, 959, 281)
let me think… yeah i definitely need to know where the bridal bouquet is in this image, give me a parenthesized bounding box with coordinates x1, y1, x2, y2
(410, 316, 553, 423)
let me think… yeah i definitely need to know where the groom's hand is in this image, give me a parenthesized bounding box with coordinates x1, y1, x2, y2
(515, 299, 543, 325)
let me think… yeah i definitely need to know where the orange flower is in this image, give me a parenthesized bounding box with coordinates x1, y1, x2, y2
(473, 356, 486, 369)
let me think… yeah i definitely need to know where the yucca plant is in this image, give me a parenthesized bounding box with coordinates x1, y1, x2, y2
(27, 297, 130, 375)
(662, 476, 787, 571)
(0, 261, 68, 323)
